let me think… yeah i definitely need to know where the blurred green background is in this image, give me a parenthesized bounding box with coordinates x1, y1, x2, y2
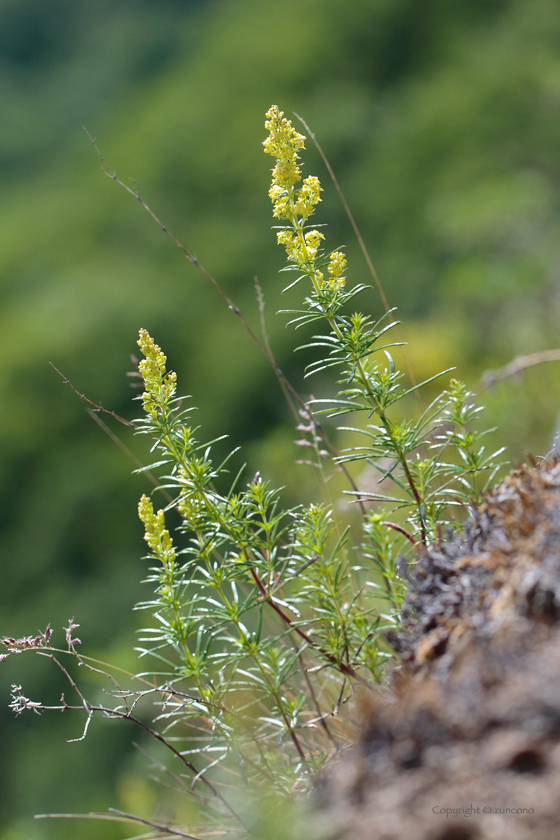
(2, 0, 560, 836)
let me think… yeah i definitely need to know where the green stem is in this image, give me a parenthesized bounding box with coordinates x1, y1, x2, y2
(290, 222, 425, 545)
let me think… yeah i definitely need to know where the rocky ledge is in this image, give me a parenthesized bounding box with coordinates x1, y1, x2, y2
(315, 461, 560, 840)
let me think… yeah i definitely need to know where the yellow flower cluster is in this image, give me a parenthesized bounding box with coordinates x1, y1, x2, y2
(263, 105, 322, 224)
(276, 228, 325, 266)
(138, 494, 176, 568)
(264, 105, 348, 294)
(294, 175, 321, 220)
(263, 105, 305, 190)
(137, 328, 177, 419)
(327, 251, 347, 289)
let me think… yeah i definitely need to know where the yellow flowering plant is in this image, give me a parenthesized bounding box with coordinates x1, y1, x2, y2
(1, 106, 505, 839)
(124, 108, 503, 827)
(263, 106, 504, 541)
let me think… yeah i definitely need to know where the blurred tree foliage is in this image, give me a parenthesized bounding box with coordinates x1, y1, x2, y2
(2, 0, 560, 836)
(0, 0, 209, 182)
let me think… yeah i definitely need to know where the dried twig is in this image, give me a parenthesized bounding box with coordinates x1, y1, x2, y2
(50, 362, 134, 427)
(39, 654, 245, 826)
(479, 349, 560, 390)
(86, 408, 173, 502)
(35, 808, 205, 839)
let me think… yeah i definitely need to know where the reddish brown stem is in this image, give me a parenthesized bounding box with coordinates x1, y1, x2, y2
(249, 567, 359, 680)
(399, 457, 427, 546)
(381, 521, 417, 546)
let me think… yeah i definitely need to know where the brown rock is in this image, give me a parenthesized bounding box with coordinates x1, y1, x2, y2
(314, 461, 560, 840)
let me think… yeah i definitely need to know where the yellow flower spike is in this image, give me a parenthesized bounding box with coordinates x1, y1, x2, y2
(263, 106, 305, 166)
(138, 494, 176, 568)
(263, 105, 307, 218)
(138, 328, 166, 383)
(137, 328, 177, 418)
(264, 105, 345, 291)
